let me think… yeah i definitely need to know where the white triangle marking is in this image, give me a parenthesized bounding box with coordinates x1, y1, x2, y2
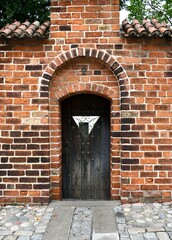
(73, 116, 100, 134)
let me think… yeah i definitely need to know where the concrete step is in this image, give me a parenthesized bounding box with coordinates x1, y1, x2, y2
(50, 200, 120, 208)
(92, 206, 119, 240)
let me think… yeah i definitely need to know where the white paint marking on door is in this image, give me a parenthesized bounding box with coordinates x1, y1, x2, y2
(73, 116, 100, 134)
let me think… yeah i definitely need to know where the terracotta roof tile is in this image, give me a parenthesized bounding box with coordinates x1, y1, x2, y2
(1, 18, 171, 39)
(121, 19, 172, 38)
(0, 20, 50, 39)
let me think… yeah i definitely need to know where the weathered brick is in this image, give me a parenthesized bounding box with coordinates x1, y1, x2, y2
(122, 159, 139, 164)
(8, 170, 24, 176)
(59, 25, 71, 31)
(122, 145, 139, 151)
(25, 65, 42, 71)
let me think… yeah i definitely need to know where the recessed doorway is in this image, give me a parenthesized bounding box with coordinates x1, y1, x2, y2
(61, 94, 110, 200)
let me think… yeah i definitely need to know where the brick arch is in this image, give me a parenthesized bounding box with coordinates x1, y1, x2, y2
(47, 48, 128, 201)
(54, 82, 118, 101)
(40, 47, 128, 95)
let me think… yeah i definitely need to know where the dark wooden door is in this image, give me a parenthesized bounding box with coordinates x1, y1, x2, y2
(62, 94, 110, 200)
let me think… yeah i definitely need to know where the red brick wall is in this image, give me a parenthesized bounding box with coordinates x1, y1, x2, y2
(0, 0, 172, 204)
(0, 38, 52, 204)
(120, 38, 172, 202)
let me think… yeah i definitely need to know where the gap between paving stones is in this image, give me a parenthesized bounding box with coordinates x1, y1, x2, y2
(69, 207, 93, 240)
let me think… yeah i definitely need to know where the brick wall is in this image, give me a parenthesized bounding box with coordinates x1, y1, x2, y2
(120, 39, 172, 202)
(0, 0, 172, 204)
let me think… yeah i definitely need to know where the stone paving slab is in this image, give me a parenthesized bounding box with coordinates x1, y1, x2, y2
(92, 232, 119, 240)
(42, 206, 74, 240)
(93, 207, 118, 233)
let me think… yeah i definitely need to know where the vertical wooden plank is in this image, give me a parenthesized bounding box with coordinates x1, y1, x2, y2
(70, 117, 81, 199)
(80, 122, 91, 199)
(90, 117, 102, 199)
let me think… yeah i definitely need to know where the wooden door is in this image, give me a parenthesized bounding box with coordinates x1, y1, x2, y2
(62, 94, 110, 200)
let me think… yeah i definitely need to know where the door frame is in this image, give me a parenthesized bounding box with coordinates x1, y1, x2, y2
(49, 83, 121, 201)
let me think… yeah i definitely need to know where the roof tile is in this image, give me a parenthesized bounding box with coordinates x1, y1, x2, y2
(121, 18, 172, 38)
(0, 20, 50, 39)
(0, 18, 171, 39)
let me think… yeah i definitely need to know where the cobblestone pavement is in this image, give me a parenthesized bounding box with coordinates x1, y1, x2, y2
(114, 202, 172, 240)
(0, 202, 172, 240)
(0, 205, 54, 240)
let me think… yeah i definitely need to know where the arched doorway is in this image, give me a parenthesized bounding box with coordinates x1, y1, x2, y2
(61, 94, 110, 200)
